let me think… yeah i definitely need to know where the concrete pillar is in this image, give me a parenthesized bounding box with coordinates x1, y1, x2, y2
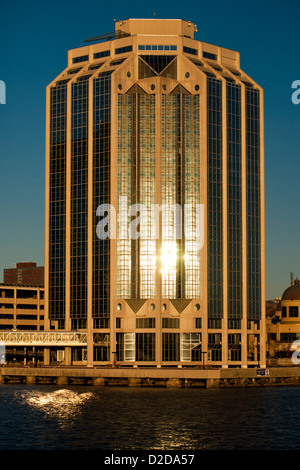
(44, 348, 50, 365)
(166, 378, 182, 388)
(206, 379, 219, 388)
(128, 378, 142, 387)
(92, 377, 107, 386)
(57, 376, 68, 385)
(26, 376, 36, 385)
(64, 347, 72, 366)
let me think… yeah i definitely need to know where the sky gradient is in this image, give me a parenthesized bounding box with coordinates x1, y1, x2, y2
(0, 0, 299, 299)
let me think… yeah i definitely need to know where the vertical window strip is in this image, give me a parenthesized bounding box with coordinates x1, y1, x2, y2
(161, 94, 177, 298)
(246, 87, 261, 319)
(92, 72, 112, 317)
(70, 80, 89, 320)
(227, 82, 242, 319)
(49, 84, 67, 320)
(184, 95, 200, 298)
(207, 78, 223, 318)
(117, 94, 132, 298)
(139, 94, 156, 298)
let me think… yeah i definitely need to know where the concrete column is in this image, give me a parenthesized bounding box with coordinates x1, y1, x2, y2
(26, 376, 36, 385)
(64, 347, 72, 366)
(166, 378, 182, 387)
(44, 348, 50, 366)
(128, 378, 142, 387)
(206, 378, 220, 388)
(93, 377, 107, 386)
(57, 376, 68, 385)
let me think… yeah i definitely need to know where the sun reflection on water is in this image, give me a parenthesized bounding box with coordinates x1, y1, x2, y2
(18, 389, 94, 428)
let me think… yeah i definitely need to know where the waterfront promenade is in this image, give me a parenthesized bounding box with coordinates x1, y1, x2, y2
(0, 365, 300, 388)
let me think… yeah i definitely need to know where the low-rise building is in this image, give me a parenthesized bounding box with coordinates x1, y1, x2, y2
(4, 262, 44, 287)
(0, 284, 45, 364)
(267, 279, 300, 365)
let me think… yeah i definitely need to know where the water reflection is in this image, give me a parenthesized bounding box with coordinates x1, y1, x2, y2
(153, 425, 197, 450)
(17, 389, 93, 428)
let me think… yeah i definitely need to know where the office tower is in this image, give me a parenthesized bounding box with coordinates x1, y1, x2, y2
(45, 18, 265, 367)
(4, 262, 44, 287)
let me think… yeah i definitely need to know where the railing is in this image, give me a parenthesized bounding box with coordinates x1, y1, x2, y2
(0, 331, 87, 346)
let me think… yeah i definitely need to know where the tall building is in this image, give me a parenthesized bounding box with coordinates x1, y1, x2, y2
(45, 18, 266, 368)
(4, 262, 44, 287)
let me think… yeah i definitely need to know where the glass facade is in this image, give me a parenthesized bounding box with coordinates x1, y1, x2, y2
(117, 92, 156, 299)
(227, 82, 242, 319)
(93, 71, 112, 318)
(207, 77, 223, 319)
(184, 94, 200, 298)
(70, 77, 89, 325)
(49, 82, 67, 322)
(246, 87, 261, 320)
(161, 94, 178, 299)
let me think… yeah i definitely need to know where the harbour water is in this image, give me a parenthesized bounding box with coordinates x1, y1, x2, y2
(0, 384, 299, 451)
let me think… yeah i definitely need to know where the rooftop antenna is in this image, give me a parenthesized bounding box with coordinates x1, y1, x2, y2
(291, 272, 294, 286)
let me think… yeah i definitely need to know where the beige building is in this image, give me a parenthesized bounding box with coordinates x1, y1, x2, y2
(45, 18, 266, 368)
(267, 279, 300, 363)
(0, 284, 45, 364)
(0, 284, 44, 331)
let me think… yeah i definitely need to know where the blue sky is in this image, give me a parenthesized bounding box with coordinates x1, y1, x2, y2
(0, 0, 299, 299)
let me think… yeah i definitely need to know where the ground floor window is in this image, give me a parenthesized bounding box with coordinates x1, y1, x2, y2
(136, 333, 155, 361)
(162, 333, 180, 361)
(208, 333, 222, 362)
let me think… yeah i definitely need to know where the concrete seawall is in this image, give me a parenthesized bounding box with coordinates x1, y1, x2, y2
(1, 366, 300, 388)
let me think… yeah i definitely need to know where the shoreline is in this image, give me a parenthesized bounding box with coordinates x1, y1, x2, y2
(0, 365, 300, 388)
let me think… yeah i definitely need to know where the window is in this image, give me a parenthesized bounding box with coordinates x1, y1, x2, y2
(115, 45, 132, 55)
(73, 55, 89, 64)
(136, 333, 155, 361)
(227, 82, 242, 320)
(110, 58, 126, 66)
(89, 63, 103, 71)
(138, 45, 177, 51)
(228, 319, 241, 329)
(203, 51, 217, 60)
(289, 306, 299, 317)
(208, 318, 222, 329)
(94, 318, 110, 329)
(280, 333, 300, 342)
(162, 318, 180, 328)
(116, 318, 121, 328)
(195, 318, 202, 328)
(93, 334, 110, 361)
(68, 68, 82, 75)
(94, 50, 110, 59)
(181, 333, 201, 361)
(246, 87, 261, 320)
(183, 46, 198, 56)
(136, 318, 156, 328)
(92, 71, 112, 318)
(163, 333, 180, 361)
(228, 334, 241, 361)
(208, 333, 222, 361)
